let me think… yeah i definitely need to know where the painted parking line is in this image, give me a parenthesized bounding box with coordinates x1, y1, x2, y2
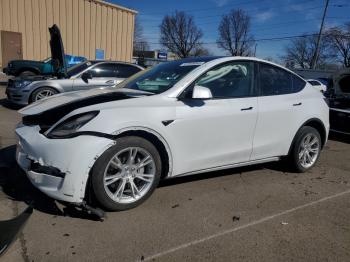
(142, 189, 350, 261)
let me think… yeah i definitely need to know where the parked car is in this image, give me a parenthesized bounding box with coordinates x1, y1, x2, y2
(16, 57, 329, 213)
(307, 79, 327, 92)
(327, 69, 350, 134)
(6, 60, 144, 105)
(3, 25, 86, 77)
(2, 55, 87, 77)
(6, 24, 143, 105)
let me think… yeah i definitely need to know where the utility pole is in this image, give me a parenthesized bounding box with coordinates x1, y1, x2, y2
(311, 0, 329, 69)
(254, 43, 257, 57)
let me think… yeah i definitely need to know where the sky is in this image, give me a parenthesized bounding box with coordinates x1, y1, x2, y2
(107, 0, 350, 62)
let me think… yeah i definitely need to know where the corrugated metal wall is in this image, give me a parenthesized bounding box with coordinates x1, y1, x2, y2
(0, 0, 136, 67)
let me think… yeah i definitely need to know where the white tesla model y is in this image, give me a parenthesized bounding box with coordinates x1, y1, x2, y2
(16, 57, 329, 211)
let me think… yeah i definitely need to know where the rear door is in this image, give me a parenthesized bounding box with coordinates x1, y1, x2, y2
(251, 62, 306, 160)
(116, 64, 143, 81)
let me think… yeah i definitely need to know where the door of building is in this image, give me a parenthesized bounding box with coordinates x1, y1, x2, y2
(1, 31, 23, 68)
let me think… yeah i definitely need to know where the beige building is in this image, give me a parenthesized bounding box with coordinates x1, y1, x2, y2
(0, 0, 137, 68)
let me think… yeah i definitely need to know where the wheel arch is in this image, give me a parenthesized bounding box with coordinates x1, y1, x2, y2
(112, 127, 173, 179)
(17, 67, 41, 75)
(29, 86, 60, 103)
(288, 118, 327, 155)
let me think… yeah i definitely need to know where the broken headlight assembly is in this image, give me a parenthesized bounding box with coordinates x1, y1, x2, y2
(47, 111, 99, 138)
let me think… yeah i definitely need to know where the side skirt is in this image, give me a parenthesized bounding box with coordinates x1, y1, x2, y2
(169, 157, 280, 178)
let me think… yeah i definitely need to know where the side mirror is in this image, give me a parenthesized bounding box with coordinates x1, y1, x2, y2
(192, 85, 213, 99)
(81, 72, 93, 83)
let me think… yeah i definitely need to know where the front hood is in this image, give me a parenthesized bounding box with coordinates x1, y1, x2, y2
(20, 88, 151, 115)
(9, 60, 45, 66)
(19, 88, 152, 131)
(49, 24, 67, 76)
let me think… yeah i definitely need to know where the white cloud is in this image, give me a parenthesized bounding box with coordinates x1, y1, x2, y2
(254, 10, 274, 22)
(210, 0, 230, 7)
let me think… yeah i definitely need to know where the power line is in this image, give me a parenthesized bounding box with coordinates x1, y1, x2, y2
(139, 2, 323, 22)
(140, 17, 349, 39)
(135, 33, 350, 45)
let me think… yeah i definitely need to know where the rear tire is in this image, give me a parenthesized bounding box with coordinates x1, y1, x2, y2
(288, 126, 321, 173)
(91, 136, 162, 211)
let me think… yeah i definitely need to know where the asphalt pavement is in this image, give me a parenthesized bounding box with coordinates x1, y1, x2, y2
(0, 86, 349, 262)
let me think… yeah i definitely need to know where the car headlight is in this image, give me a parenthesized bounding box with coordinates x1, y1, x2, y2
(15, 80, 32, 88)
(47, 111, 99, 138)
(8, 63, 13, 68)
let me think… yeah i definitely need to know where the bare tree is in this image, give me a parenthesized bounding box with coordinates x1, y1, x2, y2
(133, 17, 149, 52)
(217, 9, 254, 56)
(192, 47, 211, 57)
(160, 11, 203, 58)
(325, 24, 350, 67)
(282, 34, 332, 69)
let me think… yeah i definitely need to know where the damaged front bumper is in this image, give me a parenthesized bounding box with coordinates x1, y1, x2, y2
(16, 124, 114, 203)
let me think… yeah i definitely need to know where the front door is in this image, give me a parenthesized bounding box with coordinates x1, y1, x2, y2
(73, 63, 121, 91)
(1, 31, 23, 68)
(168, 61, 258, 175)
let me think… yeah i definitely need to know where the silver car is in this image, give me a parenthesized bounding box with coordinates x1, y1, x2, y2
(6, 60, 144, 105)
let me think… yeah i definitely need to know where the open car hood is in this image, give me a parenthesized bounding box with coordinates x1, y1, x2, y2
(19, 88, 152, 116)
(49, 24, 67, 77)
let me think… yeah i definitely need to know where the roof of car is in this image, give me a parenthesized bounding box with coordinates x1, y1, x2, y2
(176, 56, 225, 63)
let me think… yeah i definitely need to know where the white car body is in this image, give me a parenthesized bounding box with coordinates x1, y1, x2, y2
(307, 79, 327, 93)
(15, 57, 329, 205)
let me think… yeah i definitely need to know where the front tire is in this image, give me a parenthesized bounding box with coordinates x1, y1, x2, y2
(91, 136, 162, 211)
(289, 126, 321, 173)
(30, 87, 58, 103)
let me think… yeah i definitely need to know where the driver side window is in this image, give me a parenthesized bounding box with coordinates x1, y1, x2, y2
(194, 61, 255, 98)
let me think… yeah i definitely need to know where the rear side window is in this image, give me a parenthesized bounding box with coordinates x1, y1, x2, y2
(293, 75, 306, 92)
(117, 65, 142, 78)
(259, 63, 305, 96)
(259, 63, 292, 96)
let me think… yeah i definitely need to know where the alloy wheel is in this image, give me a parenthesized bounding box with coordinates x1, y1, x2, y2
(298, 133, 320, 169)
(103, 147, 156, 204)
(34, 89, 55, 101)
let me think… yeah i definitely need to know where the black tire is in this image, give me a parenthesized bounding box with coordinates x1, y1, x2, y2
(30, 87, 58, 103)
(288, 126, 322, 173)
(19, 70, 37, 77)
(91, 136, 162, 211)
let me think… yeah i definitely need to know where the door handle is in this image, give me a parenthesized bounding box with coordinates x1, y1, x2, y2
(105, 80, 117, 84)
(293, 102, 302, 106)
(241, 107, 253, 111)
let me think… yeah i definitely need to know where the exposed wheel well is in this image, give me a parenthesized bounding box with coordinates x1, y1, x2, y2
(116, 130, 170, 179)
(17, 68, 40, 75)
(302, 119, 327, 148)
(289, 118, 327, 155)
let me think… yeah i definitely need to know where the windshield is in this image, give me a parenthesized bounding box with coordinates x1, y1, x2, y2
(67, 61, 93, 77)
(117, 61, 205, 94)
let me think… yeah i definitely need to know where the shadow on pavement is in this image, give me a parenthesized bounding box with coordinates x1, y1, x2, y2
(0, 145, 100, 221)
(159, 161, 289, 188)
(328, 131, 350, 144)
(0, 98, 24, 111)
